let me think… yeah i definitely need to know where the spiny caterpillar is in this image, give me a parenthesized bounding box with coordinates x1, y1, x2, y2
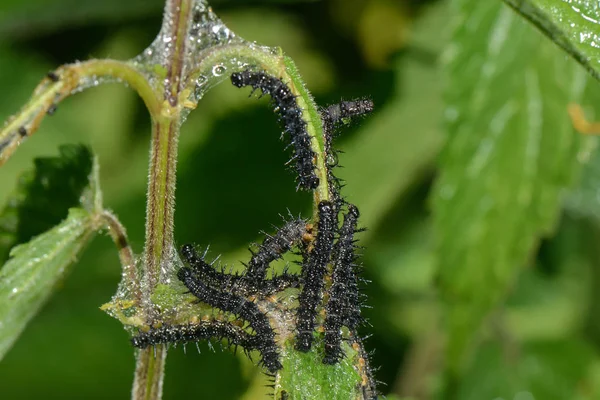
(323, 204, 362, 364)
(231, 70, 318, 191)
(131, 320, 253, 350)
(321, 99, 374, 208)
(131, 320, 281, 374)
(352, 335, 379, 400)
(321, 99, 374, 137)
(244, 218, 307, 284)
(295, 200, 336, 352)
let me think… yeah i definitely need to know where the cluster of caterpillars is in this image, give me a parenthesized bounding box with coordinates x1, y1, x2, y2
(131, 70, 376, 398)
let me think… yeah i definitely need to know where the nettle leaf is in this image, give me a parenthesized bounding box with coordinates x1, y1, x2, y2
(0, 208, 96, 360)
(0, 145, 93, 263)
(276, 340, 363, 400)
(503, 0, 600, 81)
(503, 1, 600, 223)
(433, 0, 589, 370)
(0, 145, 98, 360)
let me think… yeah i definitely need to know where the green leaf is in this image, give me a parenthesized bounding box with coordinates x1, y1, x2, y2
(0, 145, 93, 263)
(433, 0, 589, 371)
(0, 208, 96, 360)
(503, 0, 600, 81)
(275, 338, 364, 400)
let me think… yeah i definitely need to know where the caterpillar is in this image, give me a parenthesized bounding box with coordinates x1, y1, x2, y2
(321, 98, 373, 161)
(321, 99, 374, 134)
(180, 244, 246, 291)
(323, 204, 362, 364)
(295, 200, 337, 352)
(131, 320, 281, 373)
(245, 217, 307, 282)
(231, 70, 319, 191)
(131, 321, 252, 350)
(320, 99, 374, 207)
(351, 335, 379, 400)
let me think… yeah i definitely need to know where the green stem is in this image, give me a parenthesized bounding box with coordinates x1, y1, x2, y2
(0, 59, 159, 166)
(132, 346, 168, 400)
(142, 117, 180, 299)
(133, 0, 193, 398)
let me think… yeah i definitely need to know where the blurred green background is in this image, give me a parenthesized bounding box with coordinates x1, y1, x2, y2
(3, 0, 600, 399)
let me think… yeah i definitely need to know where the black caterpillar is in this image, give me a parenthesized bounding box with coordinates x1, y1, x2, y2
(131, 320, 281, 373)
(244, 217, 307, 283)
(295, 200, 337, 352)
(321, 99, 374, 209)
(323, 204, 362, 364)
(231, 70, 318, 191)
(321, 99, 373, 141)
(131, 321, 253, 350)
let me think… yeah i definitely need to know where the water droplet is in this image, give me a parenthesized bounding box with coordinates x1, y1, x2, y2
(212, 64, 226, 77)
(196, 75, 208, 87)
(326, 152, 338, 168)
(211, 25, 232, 41)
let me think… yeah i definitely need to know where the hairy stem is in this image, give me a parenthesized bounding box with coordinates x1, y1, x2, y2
(132, 346, 168, 400)
(142, 118, 180, 307)
(133, 0, 193, 398)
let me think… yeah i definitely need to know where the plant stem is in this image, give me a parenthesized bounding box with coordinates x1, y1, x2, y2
(133, 0, 193, 398)
(142, 117, 180, 308)
(100, 210, 140, 303)
(0, 59, 158, 166)
(132, 346, 168, 400)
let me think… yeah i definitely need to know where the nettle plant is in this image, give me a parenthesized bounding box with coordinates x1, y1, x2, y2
(0, 1, 377, 399)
